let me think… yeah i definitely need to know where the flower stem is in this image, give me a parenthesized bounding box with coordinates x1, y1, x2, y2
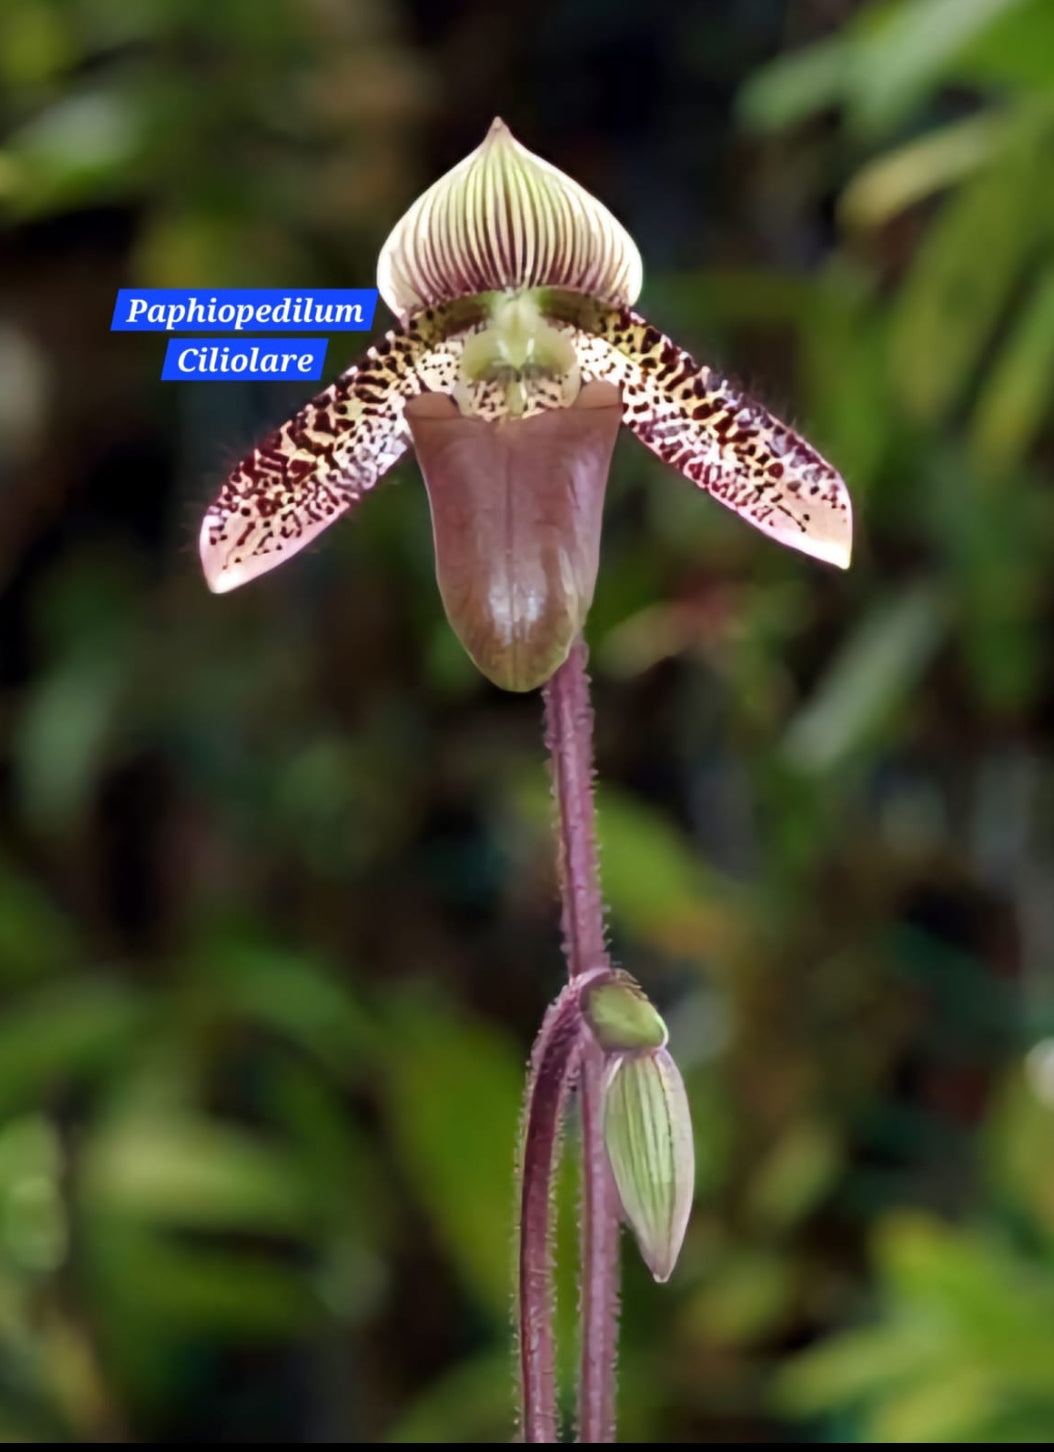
(519, 985, 587, 1444)
(543, 638, 620, 1444)
(544, 640, 607, 977)
(575, 1042, 620, 1443)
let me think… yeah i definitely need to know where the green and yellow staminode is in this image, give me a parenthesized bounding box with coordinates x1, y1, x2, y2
(200, 119, 852, 691)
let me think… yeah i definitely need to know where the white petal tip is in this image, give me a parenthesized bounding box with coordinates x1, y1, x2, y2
(743, 474, 853, 571)
(202, 568, 242, 595)
(795, 529, 853, 571)
(199, 514, 266, 594)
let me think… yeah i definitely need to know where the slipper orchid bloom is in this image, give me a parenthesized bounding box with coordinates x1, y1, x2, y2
(200, 118, 851, 690)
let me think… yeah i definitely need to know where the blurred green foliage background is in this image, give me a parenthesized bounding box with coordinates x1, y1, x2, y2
(3, 0, 1054, 1441)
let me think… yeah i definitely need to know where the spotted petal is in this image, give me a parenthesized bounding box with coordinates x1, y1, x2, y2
(200, 312, 478, 593)
(377, 118, 642, 320)
(545, 297, 852, 568)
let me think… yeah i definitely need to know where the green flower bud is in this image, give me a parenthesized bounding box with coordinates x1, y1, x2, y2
(583, 972, 668, 1053)
(603, 1046, 694, 1283)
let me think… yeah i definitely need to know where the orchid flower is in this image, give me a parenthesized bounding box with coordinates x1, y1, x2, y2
(200, 120, 853, 1442)
(200, 117, 851, 692)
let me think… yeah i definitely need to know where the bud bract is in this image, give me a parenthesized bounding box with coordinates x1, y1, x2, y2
(584, 972, 668, 1053)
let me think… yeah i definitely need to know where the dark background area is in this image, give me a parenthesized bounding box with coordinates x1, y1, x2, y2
(3, 0, 1054, 1441)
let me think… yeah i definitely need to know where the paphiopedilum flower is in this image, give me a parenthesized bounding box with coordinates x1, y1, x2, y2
(200, 119, 852, 690)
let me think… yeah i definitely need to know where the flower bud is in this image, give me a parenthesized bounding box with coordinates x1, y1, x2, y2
(603, 1045, 694, 1283)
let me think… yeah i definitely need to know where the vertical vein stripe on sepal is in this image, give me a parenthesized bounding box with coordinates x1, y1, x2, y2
(199, 312, 478, 593)
(546, 297, 852, 568)
(377, 118, 643, 319)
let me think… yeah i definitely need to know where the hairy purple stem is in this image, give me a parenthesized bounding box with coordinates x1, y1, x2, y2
(544, 640, 606, 976)
(543, 639, 620, 1444)
(519, 984, 587, 1443)
(576, 1040, 620, 1443)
